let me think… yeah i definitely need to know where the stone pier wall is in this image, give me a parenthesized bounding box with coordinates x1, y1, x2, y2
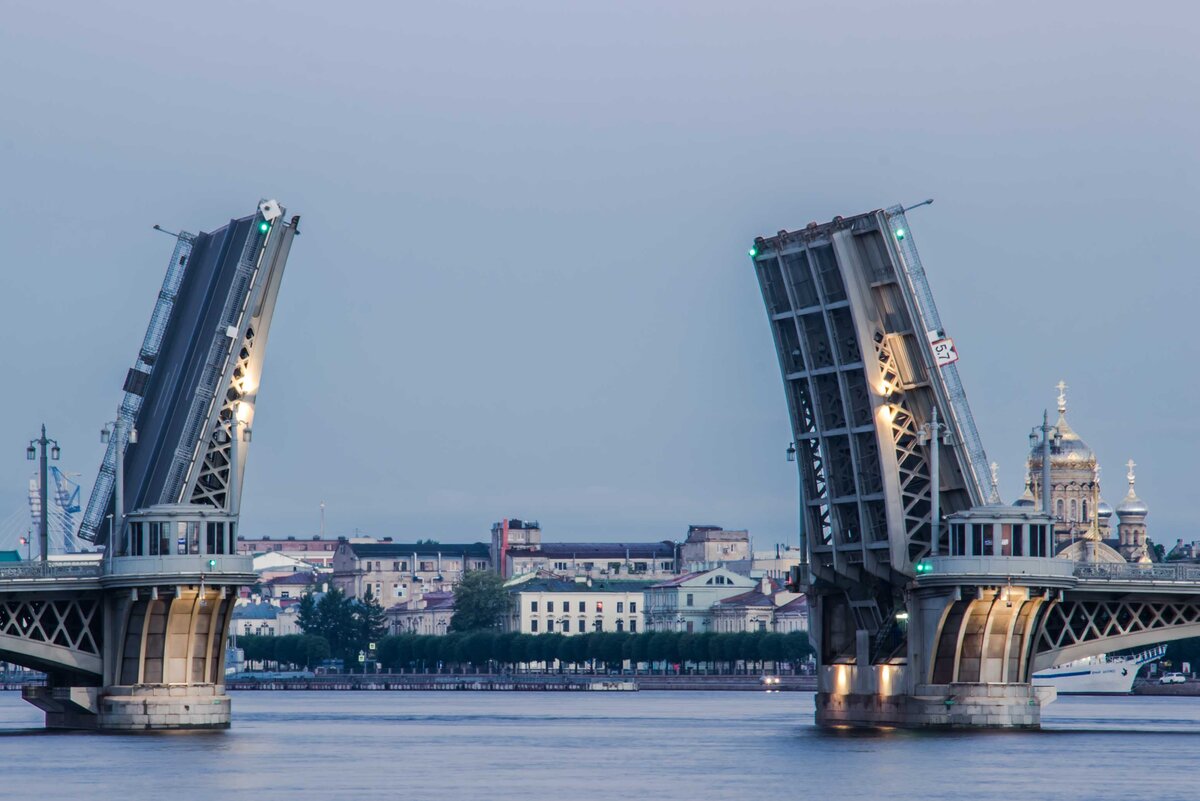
(96, 684, 230, 730)
(816, 683, 1055, 728)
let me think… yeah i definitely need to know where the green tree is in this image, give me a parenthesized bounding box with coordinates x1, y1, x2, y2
(358, 587, 388, 648)
(238, 634, 273, 667)
(450, 571, 511, 632)
(781, 632, 814, 667)
(303, 635, 331, 668)
(314, 587, 358, 665)
(296, 592, 319, 634)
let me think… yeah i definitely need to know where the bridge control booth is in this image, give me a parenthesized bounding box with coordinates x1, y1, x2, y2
(9, 199, 296, 730)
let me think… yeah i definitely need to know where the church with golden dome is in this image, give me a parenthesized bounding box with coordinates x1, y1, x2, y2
(1018, 382, 1153, 563)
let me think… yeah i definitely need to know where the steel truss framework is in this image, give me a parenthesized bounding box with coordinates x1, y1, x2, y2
(753, 210, 981, 588)
(1035, 598, 1200, 666)
(0, 596, 101, 659)
(177, 218, 272, 511)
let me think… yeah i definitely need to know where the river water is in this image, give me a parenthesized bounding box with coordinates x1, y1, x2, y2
(1, 691, 1197, 801)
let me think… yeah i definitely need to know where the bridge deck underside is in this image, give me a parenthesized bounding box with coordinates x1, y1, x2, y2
(753, 211, 981, 592)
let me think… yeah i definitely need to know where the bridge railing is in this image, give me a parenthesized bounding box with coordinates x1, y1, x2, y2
(0, 562, 103, 580)
(1074, 562, 1200, 583)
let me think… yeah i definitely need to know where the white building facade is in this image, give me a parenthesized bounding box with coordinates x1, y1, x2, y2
(506, 577, 653, 635)
(643, 568, 757, 633)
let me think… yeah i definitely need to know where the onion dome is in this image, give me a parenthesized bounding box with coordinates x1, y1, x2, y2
(1117, 460, 1149, 518)
(1014, 478, 1037, 507)
(1028, 382, 1096, 467)
(1097, 500, 1114, 520)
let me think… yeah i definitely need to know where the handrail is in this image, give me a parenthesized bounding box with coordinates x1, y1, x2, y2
(1074, 562, 1200, 583)
(0, 562, 103, 580)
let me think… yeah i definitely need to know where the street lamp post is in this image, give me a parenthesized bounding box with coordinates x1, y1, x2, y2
(1028, 411, 1063, 518)
(27, 425, 61, 563)
(101, 420, 138, 560)
(917, 407, 952, 556)
(785, 442, 809, 582)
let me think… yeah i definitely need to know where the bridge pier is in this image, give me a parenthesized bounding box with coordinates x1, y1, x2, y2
(814, 666, 1054, 729)
(0, 507, 253, 730)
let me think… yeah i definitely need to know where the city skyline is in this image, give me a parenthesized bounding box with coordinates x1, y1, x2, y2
(1, 2, 1195, 548)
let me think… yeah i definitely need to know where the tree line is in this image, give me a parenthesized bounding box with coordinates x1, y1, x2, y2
(235, 629, 814, 674)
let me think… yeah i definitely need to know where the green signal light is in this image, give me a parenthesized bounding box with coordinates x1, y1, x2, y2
(748, 247, 758, 258)
(259, 221, 270, 233)
(915, 560, 933, 574)
(207, 559, 217, 569)
(895, 228, 906, 240)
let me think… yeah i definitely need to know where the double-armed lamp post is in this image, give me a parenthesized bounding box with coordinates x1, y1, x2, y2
(100, 420, 138, 557)
(26, 425, 60, 563)
(1028, 411, 1063, 517)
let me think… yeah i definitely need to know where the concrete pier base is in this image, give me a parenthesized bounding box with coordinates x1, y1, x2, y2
(815, 683, 1056, 729)
(31, 684, 231, 730)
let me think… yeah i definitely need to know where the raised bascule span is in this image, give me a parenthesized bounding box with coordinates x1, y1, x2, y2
(0, 199, 297, 730)
(752, 205, 1200, 728)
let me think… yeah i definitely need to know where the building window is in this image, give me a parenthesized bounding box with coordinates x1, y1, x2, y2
(629, 619, 637, 633)
(582, 562, 594, 571)
(686, 621, 694, 633)
(630, 602, 637, 614)
(531, 601, 539, 613)
(616, 620, 624, 632)
(393, 584, 403, 598)
(661, 562, 672, 570)
(596, 601, 603, 612)
(547, 619, 555, 632)
(617, 602, 624, 613)
(593, 620, 603, 632)
(608, 562, 621, 572)
(206, 522, 225, 555)
(554, 561, 569, 570)
(1055, 499, 1064, 520)
(392, 561, 400, 571)
(547, 601, 555, 613)
(686, 593, 694, 607)
(578, 601, 585, 613)
(632, 562, 646, 573)
(531, 619, 539, 633)
(577, 620, 585, 633)
(420, 561, 435, 571)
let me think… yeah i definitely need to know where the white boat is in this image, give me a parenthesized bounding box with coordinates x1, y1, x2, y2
(1032, 645, 1166, 694)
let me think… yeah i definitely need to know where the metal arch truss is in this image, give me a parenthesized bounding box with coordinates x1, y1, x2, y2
(874, 333, 933, 565)
(0, 597, 101, 658)
(1034, 598, 1200, 668)
(187, 330, 256, 509)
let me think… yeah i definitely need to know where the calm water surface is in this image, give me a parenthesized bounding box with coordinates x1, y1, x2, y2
(1, 690, 1198, 800)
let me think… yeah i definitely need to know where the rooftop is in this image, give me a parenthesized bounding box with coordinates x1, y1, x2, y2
(342, 542, 490, 558)
(233, 602, 279, 621)
(715, 589, 775, 608)
(514, 542, 675, 559)
(263, 573, 317, 586)
(510, 578, 659, 594)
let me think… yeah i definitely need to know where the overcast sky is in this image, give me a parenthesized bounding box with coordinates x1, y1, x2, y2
(1, 1, 1196, 548)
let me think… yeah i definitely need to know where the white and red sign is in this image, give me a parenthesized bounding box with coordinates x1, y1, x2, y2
(930, 337, 959, 368)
